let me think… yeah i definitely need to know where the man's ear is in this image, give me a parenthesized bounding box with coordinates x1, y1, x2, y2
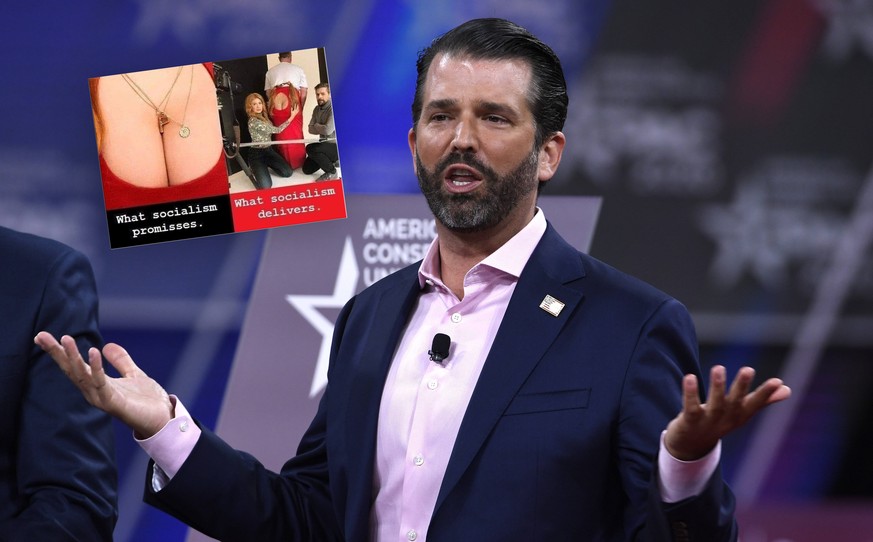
(537, 131, 566, 182)
(408, 127, 418, 174)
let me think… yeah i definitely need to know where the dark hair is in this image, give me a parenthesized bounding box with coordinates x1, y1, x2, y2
(411, 18, 568, 148)
(278, 52, 293, 60)
(315, 82, 330, 92)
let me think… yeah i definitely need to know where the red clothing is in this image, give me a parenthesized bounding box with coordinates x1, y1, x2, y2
(269, 86, 305, 169)
(100, 152, 228, 210)
(98, 62, 228, 210)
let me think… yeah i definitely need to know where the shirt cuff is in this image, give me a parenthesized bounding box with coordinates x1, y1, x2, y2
(657, 430, 721, 503)
(136, 395, 201, 491)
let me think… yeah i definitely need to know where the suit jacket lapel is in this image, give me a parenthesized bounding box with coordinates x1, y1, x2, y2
(342, 268, 421, 540)
(433, 225, 587, 512)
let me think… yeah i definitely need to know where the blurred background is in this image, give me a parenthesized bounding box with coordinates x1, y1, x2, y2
(2, 0, 871, 540)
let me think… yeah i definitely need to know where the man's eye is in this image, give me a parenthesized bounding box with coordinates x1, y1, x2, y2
(485, 115, 508, 124)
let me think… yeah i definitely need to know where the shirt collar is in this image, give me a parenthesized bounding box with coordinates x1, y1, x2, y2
(418, 208, 548, 288)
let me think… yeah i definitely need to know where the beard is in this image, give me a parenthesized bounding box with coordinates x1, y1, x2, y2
(416, 148, 539, 233)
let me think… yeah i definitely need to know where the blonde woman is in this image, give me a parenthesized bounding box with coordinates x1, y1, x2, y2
(244, 93, 296, 190)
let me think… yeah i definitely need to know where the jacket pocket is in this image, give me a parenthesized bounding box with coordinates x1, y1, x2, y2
(503, 388, 591, 416)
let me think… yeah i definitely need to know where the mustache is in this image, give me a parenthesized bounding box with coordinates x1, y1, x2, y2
(432, 152, 497, 181)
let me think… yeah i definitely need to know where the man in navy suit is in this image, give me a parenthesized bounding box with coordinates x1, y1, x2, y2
(1, 226, 117, 541)
(37, 18, 790, 541)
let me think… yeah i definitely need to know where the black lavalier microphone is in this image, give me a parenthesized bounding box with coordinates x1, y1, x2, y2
(428, 333, 451, 363)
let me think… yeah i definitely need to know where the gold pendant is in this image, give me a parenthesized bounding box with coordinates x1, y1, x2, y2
(157, 112, 169, 134)
(179, 125, 190, 138)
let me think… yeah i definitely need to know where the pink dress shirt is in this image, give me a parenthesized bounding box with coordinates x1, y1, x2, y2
(139, 209, 719, 541)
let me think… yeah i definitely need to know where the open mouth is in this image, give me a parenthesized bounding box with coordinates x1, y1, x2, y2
(444, 165, 483, 191)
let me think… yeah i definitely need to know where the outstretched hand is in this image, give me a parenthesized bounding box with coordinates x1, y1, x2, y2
(34, 331, 174, 440)
(665, 365, 791, 461)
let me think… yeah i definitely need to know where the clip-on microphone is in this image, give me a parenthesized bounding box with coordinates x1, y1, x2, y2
(428, 333, 451, 363)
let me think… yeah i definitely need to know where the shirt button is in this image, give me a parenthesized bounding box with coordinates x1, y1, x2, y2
(407, 529, 418, 540)
(179, 421, 189, 432)
(427, 379, 438, 390)
(413, 454, 425, 466)
(451, 312, 462, 323)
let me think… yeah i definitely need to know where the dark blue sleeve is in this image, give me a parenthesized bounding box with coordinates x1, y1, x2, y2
(5, 245, 118, 541)
(619, 298, 737, 541)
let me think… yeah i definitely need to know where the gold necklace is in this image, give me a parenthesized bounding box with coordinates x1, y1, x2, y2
(120, 65, 193, 138)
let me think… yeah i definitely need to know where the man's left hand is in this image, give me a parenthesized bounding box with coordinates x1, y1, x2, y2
(664, 365, 791, 461)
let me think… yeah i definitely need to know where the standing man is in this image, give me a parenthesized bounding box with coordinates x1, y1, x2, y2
(1, 226, 117, 541)
(38, 19, 789, 541)
(264, 52, 308, 109)
(302, 82, 340, 181)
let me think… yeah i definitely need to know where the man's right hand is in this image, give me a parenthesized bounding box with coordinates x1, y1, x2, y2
(34, 332, 174, 439)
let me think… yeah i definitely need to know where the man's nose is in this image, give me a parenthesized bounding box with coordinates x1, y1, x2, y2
(450, 117, 479, 154)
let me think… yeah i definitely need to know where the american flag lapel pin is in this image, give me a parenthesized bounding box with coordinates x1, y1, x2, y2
(539, 294, 565, 317)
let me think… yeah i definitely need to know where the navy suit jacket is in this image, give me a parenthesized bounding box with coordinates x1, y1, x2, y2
(0, 226, 117, 541)
(146, 223, 737, 541)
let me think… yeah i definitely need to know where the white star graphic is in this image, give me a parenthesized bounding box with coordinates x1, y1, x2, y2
(286, 236, 359, 397)
(698, 183, 789, 288)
